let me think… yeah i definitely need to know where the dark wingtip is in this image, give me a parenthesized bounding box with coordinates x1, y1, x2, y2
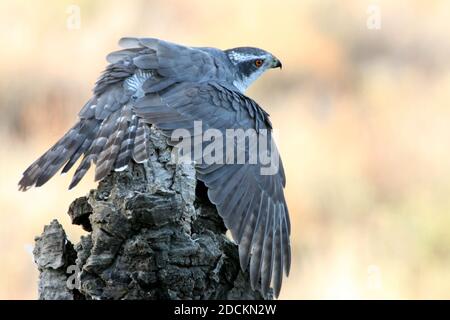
(18, 184, 29, 192)
(18, 176, 32, 192)
(68, 179, 78, 190)
(284, 245, 291, 277)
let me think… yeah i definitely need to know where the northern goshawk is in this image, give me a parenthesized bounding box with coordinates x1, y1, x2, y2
(19, 38, 291, 298)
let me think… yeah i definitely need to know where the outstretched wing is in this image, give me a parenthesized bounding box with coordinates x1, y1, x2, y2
(19, 38, 217, 190)
(133, 81, 291, 297)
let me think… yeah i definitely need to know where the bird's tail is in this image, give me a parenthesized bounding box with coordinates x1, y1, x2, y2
(19, 106, 151, 191)
(18, 118, 100, 191)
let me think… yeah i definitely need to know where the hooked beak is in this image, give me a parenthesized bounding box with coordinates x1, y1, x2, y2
(271, 57, 282, 69)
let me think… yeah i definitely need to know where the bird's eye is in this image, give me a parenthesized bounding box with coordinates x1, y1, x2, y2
(254, 59, 264, 68)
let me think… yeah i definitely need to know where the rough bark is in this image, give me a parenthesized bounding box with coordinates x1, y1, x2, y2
(33, 127, 268, 300)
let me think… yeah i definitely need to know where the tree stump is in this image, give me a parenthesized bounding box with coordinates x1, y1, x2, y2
(33, 127, 268, 300)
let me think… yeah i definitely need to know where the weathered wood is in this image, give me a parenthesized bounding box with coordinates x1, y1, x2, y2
(33, 127, 268, 300)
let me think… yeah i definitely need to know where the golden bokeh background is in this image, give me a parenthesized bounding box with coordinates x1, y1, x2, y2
(1, 0, 450, 299)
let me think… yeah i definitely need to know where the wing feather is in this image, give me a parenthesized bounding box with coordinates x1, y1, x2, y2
(249, 194, 269, 290)
(133, 81, 290, 297)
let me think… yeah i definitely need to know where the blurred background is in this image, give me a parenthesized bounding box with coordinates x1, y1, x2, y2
(1, 0, 450, 299)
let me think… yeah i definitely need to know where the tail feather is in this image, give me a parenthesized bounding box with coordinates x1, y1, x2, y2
(132, 119, 150, 163)
(20, 107, 151, 191)
(94, 105, 133, 181)
(68, 153, 94, 189)
(69, 112, 120, 189)
(114, 113, 139, 170)
(18, 119, 98, 191)
(62, 131, 97, 174)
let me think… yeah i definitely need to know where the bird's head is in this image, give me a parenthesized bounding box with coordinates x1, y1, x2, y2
(224, 47, 282, 93)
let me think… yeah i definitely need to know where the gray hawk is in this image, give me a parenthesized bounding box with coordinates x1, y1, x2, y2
(19, 38, 291, 298)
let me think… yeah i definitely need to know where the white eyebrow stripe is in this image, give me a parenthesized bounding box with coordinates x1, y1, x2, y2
(228, 51, 264, 64)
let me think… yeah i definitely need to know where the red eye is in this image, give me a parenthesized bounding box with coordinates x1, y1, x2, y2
(254, 59, 264, 67)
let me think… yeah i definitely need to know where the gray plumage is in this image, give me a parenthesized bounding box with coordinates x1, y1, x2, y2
(19, 37, 291, 298)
